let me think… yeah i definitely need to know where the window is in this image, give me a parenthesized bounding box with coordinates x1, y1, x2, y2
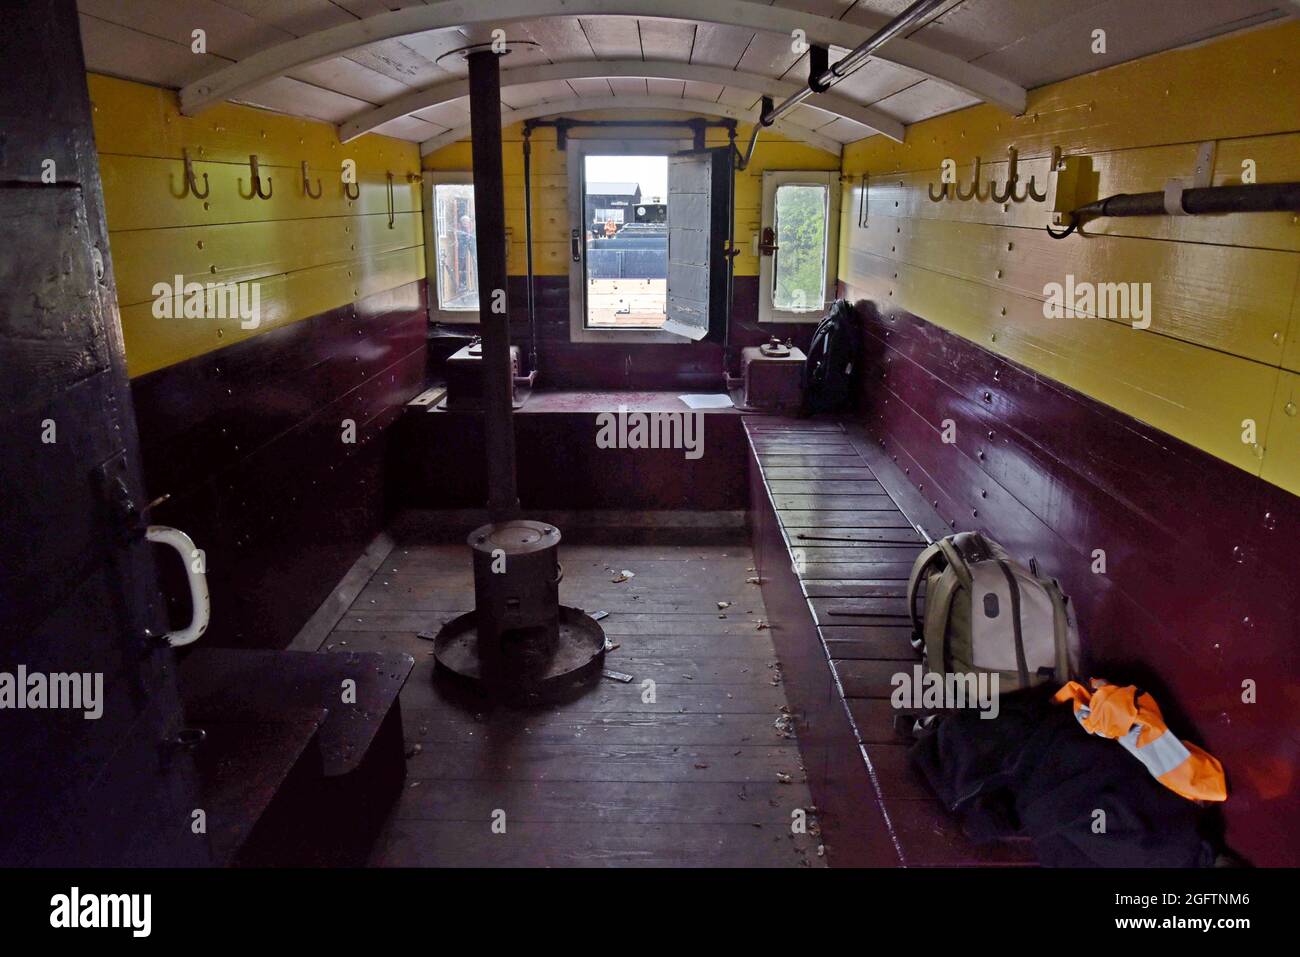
(759, 171, 840, 323)
(422, 171, 479, 323)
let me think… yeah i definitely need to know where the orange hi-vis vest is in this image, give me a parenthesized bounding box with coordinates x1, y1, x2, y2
(1054, 679, 1227, 802)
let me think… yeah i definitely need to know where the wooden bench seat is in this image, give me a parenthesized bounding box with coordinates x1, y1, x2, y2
(744, 416, 1036, 866)
(179, 647, 414, 866)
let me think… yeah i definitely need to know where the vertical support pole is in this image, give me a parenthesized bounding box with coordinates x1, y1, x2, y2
(467, 48, 519, 518)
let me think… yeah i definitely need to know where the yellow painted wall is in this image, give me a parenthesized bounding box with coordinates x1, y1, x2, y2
(838, 21, 1300, 496)
(423, 113, 840, 279)
(87, 74, 425, 378)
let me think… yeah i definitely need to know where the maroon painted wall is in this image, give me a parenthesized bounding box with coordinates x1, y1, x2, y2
(131, 282, 429, 649)
(844, 290, 1300, 866)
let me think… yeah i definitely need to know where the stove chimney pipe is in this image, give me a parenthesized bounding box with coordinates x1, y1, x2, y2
(466, 47, 519, 518)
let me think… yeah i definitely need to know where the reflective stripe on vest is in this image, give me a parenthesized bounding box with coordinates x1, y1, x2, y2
(1069, 705, 1192, 779)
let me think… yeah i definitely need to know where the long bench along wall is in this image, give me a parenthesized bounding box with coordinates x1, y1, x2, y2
(838, 21, 1300, 866)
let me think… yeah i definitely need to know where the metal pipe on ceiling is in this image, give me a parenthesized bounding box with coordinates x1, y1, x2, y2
(762, 0, 948, 126)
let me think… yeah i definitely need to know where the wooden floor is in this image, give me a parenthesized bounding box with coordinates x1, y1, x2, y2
(318, 541, 826, 867)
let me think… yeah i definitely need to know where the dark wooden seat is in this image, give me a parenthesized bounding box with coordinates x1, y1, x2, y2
(179, 647, 414, 866)
(744, 415, 1036, 866)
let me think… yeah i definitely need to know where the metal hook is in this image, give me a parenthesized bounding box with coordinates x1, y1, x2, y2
(927, 180, 950, 202)
(244, 154, 272, 200)
(990, 147, 1020, 203)
(955, 156, 986, 201)
(386, 171, 395, 229)
(182, 149, 209, 199)
(301, 161, 322, 199)
(1024, 146, 1059, 203)
(343, 176, 360, 200)
(1046, 214, 1077, 240)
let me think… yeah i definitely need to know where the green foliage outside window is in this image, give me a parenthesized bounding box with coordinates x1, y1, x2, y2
(773, 184, 828, 312)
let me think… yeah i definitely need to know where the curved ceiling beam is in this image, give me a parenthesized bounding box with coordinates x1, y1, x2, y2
(339, 60, 905, 144)
(179, 0, 1027, 117)
(417, 96, 843, 156)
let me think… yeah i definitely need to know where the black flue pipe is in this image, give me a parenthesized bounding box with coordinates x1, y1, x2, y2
(1049, 182, 1300, 238)
(522, 129, 538, 375)
(1074, 182, 1300, 219)
(467, 49, 519, 517)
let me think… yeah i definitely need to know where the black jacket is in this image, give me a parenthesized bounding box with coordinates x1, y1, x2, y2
(909, 688, 1217, 867)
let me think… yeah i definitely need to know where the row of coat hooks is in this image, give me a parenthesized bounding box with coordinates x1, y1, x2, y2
(928, 146, 1062, 204)
(180, 149, 407, 226)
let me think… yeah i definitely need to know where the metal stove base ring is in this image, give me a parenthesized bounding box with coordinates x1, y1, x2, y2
(432, 605, 607, 697)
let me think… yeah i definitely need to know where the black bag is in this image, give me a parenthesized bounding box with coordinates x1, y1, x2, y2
(908, 687, 1219, 867)
(800, 299, 862, 416)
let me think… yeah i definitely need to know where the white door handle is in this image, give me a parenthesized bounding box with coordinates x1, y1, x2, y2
(146, 525, 210, 647)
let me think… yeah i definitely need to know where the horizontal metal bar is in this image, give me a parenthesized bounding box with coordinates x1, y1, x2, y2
(764, 0, 948, 127)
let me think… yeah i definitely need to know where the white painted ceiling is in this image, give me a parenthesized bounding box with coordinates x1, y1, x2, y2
(78, 0, 1292, 147)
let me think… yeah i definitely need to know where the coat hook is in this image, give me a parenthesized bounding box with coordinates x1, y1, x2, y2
(386, 171, 395, 229)
(927, 180, 950, 202)
(1024, 146, 1059, 203)
(343, 173, 360, 200)
(990, 147, 1020, 203)
(244, 154, 272, 200)
(182, 148, 209, 199)
(301, 161, 322, 199)
(955, 156, 987, 201)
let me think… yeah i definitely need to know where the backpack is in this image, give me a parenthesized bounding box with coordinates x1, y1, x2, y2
(800, 299, 862, 416)
(906, 532, 1079, 692)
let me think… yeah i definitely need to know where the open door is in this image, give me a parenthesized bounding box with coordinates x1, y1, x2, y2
(0, 0, 209, 866)
(664, 147, 732, 341)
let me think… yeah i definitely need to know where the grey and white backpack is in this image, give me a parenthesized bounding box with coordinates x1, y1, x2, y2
(906, 532, 1080, 692)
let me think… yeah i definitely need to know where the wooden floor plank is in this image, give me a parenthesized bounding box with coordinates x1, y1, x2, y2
(333, 541, 823, 867)
(371, 820, 825, 867)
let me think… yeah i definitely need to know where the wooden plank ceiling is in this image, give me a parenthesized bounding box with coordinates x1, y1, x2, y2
(78, 0, 1289, 146)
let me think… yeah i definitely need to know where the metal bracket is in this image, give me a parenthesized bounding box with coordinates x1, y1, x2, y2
(808, 46, 831, 93)
(1163, 140, 1216, 215)
(1046, 147, 1083, 227)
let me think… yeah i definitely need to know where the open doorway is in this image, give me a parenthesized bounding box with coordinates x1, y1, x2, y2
(581, 153, 669, 329)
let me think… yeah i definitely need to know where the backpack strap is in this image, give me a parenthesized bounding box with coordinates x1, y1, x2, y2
(1043, 578, 1075, 681)
(906, 541, 947, 640)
